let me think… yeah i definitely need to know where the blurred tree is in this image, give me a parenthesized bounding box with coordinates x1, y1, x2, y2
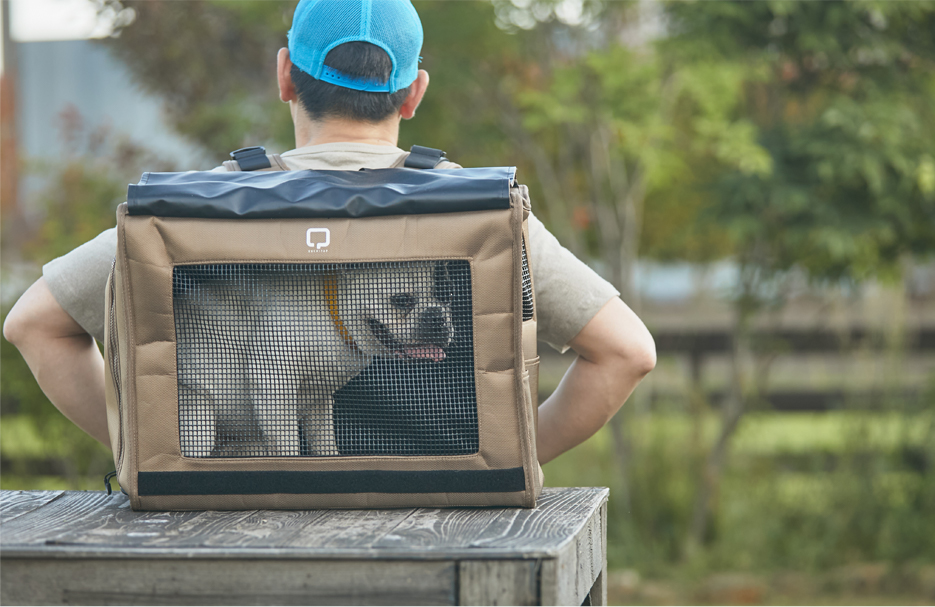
(97, 0, 296, 156)
(475, 2, 773, 551)
(661, 0, 935, 554)
(506, 5, 772, 302)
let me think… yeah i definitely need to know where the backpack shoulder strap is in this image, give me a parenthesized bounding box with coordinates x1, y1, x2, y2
(401, 145, 449, 169)
(223, 146, 287, 172)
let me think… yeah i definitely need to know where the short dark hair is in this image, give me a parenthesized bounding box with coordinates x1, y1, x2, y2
(290, 42, 412, 123)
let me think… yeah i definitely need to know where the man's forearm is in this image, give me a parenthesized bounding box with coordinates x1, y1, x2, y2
(535, 297, 656, 464)
(22, 333, 110, 446)
(536, 353, 645, 464)
(4, 278, 111, 446)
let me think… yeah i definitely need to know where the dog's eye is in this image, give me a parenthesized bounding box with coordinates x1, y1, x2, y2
(390, 293, 417, 311)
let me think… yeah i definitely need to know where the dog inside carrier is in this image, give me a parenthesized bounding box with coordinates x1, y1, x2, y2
(105, 167, 542, 510)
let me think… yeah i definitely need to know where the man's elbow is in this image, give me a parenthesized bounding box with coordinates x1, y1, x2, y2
(603, 302, 656, 378)
(3, 278, 80, 350)
(3, 305, 28, 347)
(639, 337, 657, 375)
(570, 297, 657, 379)
(616, 330, 656, 378)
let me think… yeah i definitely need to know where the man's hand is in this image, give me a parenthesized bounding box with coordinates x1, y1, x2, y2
(3, 278, 111, 446)
(536, 297, 656, 464)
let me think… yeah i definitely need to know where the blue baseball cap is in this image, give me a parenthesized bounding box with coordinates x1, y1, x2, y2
(288, 0, 423, 93)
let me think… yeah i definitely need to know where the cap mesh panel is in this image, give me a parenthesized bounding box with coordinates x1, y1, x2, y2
(289, 0, 423, 91)
(173, 261, 477, 458)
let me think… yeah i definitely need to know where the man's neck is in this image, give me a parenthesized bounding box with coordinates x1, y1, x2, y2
(292, 106, 401, 149)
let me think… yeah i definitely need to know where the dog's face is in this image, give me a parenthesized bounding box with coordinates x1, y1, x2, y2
(343, 261, 455, 362)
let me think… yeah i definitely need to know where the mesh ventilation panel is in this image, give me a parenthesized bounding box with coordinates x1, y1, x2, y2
(522, 238, 534, 321)
(173, 261, 477, 458)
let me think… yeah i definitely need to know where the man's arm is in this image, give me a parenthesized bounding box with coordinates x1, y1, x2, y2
(536, 296, 656, 464)
(3, 278, 111, 446)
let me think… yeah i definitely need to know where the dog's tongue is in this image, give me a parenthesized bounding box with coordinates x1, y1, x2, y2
(402, 345, 446, 362)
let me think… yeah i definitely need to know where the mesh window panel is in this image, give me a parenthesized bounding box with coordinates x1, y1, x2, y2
(173, 261, 478, 458)
(522, 239, 534, 321)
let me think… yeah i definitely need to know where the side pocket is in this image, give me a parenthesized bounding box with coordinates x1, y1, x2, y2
(103, 261, 124, 474)
(524, 356, 540, 428)
(521, 363, 543, 504)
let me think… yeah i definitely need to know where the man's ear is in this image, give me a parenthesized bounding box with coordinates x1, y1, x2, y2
(278, 48, 297, 103)
(399, 69, 429, 120)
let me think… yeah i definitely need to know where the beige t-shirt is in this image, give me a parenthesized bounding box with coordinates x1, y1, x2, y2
(43, 143, 619, 351)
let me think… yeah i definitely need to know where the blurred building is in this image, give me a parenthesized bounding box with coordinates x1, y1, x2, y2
(13, 39, 208, 204)
(1, 0, 208, 217)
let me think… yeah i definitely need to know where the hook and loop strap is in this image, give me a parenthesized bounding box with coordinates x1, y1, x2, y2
(230, 146, 272, 171)
(404, 145, 448, 169)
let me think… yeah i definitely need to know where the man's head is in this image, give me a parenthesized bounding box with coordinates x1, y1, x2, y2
(278, 0, 429, 137)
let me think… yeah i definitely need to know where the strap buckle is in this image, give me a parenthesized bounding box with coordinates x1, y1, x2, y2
(404, 145, 447, 169)
(230, 146, 272, 171)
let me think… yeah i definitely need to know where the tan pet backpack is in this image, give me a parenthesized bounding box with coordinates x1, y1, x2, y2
(103, 158, 541, 510)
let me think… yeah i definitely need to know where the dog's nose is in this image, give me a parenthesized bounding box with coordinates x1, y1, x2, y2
(418, 306, 451, 346)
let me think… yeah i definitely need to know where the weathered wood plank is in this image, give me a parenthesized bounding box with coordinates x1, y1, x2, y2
(458, 560, 539, 606)
(1, 488, 609, 605)
(593, 501, 608, 606)
(2, 492, 276, 550)
(0, 491, 127, 545)
(44, 507, 249, 549)
(34, 505, 410, 552)
(539, 496, 606, 606)
(0, 558, 456, 606)
(1, 488, 609, 561)
(370, 488, 606, 553)
(113, 509, 262, 549)
(574, 504, 602, 603)
(540, 539, 576, 605)
(588, 569, 607, 606)
(0, 490, 64, 524)
(467, 487, 608, 551)
(197, 509, 330, 548)
(371, 507, 509, 551)
(280, 508, 415, 549)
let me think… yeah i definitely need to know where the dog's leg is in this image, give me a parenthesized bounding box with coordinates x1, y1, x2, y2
(298, 383, 339, 457)
(250, 358, 301, 457)
(212, 392, 263, 458)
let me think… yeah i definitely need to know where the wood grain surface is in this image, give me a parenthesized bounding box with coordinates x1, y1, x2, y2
(1, 487, 608, 605)
(0, 491, 64, 524)
(2, 558, 457, 606)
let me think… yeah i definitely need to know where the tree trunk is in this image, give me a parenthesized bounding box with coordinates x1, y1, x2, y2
(687, 349, 706, 508)
(684, 281, 754, 557)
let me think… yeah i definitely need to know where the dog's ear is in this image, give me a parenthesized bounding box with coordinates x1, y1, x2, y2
(434, 261, 454, 305)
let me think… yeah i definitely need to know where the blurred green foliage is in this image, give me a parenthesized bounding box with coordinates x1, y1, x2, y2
(663, 1, 935, 284)
(544, 407, 935, 573)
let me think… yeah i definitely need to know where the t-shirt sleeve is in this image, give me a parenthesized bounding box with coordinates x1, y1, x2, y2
(42, 227, 118, 343)
(528, 213, 620, 353)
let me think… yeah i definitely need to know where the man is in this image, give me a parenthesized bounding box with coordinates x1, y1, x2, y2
(3, 0, 655, 465)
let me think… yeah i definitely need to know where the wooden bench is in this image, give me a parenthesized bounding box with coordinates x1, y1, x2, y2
(1, 487, 607, 606)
